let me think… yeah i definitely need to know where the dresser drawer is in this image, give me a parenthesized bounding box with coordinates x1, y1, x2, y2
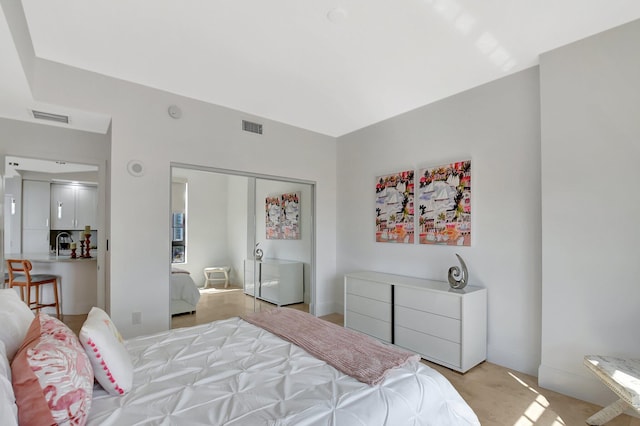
(346, 278, 392, 303)
(345, 310, 392, 343)
(395, 286, 460, 319)
(395, 306, 460, 343)
(346, 294, 391, 322)
(395, 326, 461, 367)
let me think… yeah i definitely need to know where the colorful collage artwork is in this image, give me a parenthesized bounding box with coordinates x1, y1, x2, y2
(375, 161, 471, 246)
(375, 171, 415, 244)
(417, 161, 471, 246)
(266, 192, 301, 240)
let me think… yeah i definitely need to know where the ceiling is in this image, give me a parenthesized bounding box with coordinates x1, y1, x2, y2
(2, 1, 640, 137)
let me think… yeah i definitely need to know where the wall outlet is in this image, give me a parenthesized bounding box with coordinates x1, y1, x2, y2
(132, 311, 142, 325)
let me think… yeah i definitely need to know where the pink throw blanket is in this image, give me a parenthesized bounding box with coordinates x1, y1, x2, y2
(241, 308, 419, 385)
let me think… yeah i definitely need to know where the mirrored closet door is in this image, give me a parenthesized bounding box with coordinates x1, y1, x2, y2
(169, 164, 315, 327)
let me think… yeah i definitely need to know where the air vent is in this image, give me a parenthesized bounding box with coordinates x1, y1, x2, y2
(32, 110, 69, 124)
(242, 120, 263, 135)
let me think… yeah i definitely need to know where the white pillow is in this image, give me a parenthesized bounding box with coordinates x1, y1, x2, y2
(0, 340, 18, 426)
(0, 289, 35, 361)
(79, 307, 133, 395)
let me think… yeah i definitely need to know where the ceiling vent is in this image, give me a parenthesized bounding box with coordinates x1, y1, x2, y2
(32, 110, 69, 124)
(242, 120, 263, 135)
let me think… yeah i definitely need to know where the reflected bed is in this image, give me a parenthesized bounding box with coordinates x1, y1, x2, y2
(170, 268, 201, 315)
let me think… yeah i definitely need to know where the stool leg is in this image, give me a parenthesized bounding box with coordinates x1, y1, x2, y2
(26, 285, 32, 312)
(224, 270, 229, 288)
(52, 279, 61, 319)
(35, 285, 40, 313)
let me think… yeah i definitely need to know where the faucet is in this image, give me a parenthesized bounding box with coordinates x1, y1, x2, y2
(55, 232, 72, 256)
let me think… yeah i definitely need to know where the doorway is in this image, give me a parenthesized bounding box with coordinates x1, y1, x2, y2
(169, 164, 315, 326)
(1, 155, 106, 314)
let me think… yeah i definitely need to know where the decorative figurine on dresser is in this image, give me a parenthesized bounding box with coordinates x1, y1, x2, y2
(448, 253, 468, 289)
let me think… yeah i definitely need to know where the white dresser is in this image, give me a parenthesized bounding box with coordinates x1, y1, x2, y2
(244, 259, 303, 306)
(344, 271, 487, 373)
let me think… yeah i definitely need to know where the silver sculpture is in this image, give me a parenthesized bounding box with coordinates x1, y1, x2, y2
(448, 253, 468, 289)
(254, 243, 263, 261)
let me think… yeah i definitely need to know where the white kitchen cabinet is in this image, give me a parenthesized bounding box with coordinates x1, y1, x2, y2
(22, 180, 50, 230)
(22, 229, 50, 253)
(22, 180, 50, 252)
(244, 259, 303, 306)
(75, 185, 98, 229)
(344, 271, 487, 373)
(50, 183, 98, 230)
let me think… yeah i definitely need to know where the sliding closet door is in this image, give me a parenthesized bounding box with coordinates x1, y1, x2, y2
(253, 178, 314, 313)
(170, 164, 315, 319)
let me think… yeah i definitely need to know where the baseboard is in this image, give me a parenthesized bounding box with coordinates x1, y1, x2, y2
(315, 301, 341, 317)
(538, 363, 617, 406)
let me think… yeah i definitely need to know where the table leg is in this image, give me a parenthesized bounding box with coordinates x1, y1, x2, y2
(586, 399, 630, 425)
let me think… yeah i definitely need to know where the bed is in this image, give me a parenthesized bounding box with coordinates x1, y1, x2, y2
(1, 289, 480, 425)
(88, 310, 479, 425)
(171, 268, 201, 315)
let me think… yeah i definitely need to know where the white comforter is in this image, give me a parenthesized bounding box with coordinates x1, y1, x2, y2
(88, 317, 479, 425)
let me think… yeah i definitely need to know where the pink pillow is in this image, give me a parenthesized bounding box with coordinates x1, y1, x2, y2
(79, 307, 133, 395)
(11, 314, 93, 426)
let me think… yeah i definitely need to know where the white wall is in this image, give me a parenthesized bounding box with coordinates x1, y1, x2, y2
(0, 117, 109, 163)
(539, 19, 640, 404)
(337, 68, 542, 375)
(28, 60, 337, 338)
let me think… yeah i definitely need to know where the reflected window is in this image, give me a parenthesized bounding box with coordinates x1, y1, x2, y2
(171, 179, 187, 263)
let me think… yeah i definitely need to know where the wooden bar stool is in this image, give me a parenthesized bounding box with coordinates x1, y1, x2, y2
(6, 259, 61, 318)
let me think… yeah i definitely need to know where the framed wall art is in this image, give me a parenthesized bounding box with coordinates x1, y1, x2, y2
(266, 192, 301, 240)
(280, 192, 300, 240)
(417, 160, 471, 246)
(375, 170, 414, 243)
(265, 196, 281, 239)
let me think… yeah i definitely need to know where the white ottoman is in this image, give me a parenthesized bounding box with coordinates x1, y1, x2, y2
(203, 266, 230, 288)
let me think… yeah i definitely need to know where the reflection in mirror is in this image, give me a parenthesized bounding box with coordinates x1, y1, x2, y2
(169, 166, 314, 330)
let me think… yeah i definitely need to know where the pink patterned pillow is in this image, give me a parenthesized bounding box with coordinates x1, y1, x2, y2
(79, 307, 133, 395)
(11, 313, 93, 426)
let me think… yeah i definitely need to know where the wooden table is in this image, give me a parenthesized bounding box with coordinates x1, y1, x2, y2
(584, 355, 640, 425)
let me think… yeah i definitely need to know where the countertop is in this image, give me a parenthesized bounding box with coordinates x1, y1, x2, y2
(4, 253, 97, 263)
